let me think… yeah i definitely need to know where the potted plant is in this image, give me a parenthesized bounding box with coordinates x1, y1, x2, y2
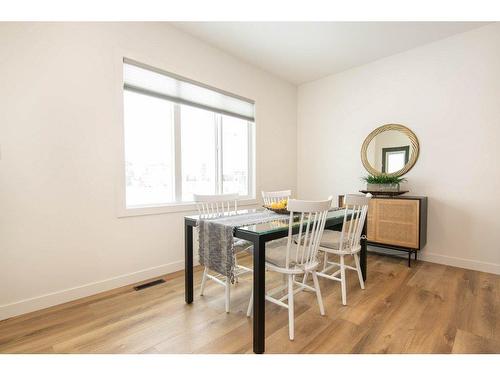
(362, 174, 406, 192)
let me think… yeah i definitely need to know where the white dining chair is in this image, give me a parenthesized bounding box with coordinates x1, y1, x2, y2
(194, 193, 253, 313)
(261, 190, 292, 206)
(246, 197, 332, 340)
(316, 194, 371, 305)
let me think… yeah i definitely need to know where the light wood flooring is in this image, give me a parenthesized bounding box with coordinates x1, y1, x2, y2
(1, 253, 499, 354)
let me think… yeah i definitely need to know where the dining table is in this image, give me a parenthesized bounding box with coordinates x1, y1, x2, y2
(184, 208, 367, 354)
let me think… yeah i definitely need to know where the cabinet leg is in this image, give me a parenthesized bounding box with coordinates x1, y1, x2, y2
(408, 251, 411, 267)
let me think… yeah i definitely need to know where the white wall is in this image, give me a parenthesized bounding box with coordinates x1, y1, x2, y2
(0, 22, 297, 319)
(297, 23, 500, 275)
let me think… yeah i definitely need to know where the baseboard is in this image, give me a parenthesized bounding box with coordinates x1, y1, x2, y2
(368, 245, 499, 275)
(0, 258, 198, 321)
(418, 252, 500, 275)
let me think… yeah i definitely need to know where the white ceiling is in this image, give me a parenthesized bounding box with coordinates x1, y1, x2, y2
(172, 22, 489, 84)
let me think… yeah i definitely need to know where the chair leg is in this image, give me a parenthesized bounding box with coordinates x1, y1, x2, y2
(340, 255, 347, 305)
(311, 271, 325, 316)
(287, 275, 294, 340)
(200, 267, 208, 296)
(247, 284, 253, 317)
(225, 277, 230, 313)
(323, 251, 328, 271)
(354, 253, 365, 290)
(234, 255, 239, 283)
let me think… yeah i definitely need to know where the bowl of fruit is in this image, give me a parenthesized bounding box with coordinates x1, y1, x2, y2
(263, 199, 290, 215)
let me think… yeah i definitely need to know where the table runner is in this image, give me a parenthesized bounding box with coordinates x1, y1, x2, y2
(198, 210, 288, 281)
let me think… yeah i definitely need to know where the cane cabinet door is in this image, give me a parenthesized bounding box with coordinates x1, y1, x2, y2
(368, 199, 420, 249)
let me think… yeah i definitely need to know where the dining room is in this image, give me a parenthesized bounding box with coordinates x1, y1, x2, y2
(1, 3, 500, 372)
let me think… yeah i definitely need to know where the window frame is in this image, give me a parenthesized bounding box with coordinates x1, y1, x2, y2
(116, 55, 256, 217)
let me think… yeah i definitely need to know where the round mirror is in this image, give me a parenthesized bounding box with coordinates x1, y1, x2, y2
(361, 124, 419, 177)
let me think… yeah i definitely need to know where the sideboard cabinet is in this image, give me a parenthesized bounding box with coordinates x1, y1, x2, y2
(366, 196, 427, 266)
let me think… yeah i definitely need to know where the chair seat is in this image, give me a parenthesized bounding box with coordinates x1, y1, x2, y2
(244, 238, 293, 268)
(234, 239, 253, 253)
(262, 239, 319, 273)
(320, 230, 357, 252)
(265, 244, 293, 268)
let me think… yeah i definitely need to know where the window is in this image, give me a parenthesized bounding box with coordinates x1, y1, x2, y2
(124, 91, 175, 207)
(382, 146, 409, 174)
(122, 59, 255, 209)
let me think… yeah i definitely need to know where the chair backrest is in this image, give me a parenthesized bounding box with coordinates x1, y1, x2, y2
(193, 193, 239, 218)
(284, 197, 333, 270)
(262, 190, 292, 206)
(339, 194, 371, 252)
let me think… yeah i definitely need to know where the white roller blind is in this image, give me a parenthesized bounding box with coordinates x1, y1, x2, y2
(123, 58, 255, 122)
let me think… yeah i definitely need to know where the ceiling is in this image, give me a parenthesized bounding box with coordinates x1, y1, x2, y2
(172, 22, 489, 84)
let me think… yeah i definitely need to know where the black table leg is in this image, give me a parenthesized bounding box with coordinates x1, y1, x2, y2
(253, 237, 266, 354)
(185, 222, 193, 304)
(360, 220, 367, 281)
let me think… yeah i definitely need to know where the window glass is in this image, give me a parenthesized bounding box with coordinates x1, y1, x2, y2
(386, 151, 406, 173)
(222, 115, 249, 196)
(180, 105, 217, 201)
(124, 91, 175, 207)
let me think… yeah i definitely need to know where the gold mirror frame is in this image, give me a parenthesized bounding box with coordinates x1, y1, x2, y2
(361, 124, 420, 177)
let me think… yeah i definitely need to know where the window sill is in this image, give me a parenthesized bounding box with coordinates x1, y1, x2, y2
(116, 198, 258, 218)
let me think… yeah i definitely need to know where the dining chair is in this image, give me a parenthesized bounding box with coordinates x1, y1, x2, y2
(194, 193, 253, 313)
(261, 190, 292, 206)
(246, 197, 332, 340)
(316, 194, 371, 305)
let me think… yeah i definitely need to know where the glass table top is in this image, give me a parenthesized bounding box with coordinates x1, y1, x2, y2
(185, 208, 346, 236)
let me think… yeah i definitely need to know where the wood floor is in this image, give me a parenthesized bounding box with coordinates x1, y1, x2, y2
(1, 253, 499, 354)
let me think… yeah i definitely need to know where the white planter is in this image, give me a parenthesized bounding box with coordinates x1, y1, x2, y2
(366, 183, 400, 192)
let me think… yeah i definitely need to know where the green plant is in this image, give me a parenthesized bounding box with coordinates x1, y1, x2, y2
(362, 174, 407, 184)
